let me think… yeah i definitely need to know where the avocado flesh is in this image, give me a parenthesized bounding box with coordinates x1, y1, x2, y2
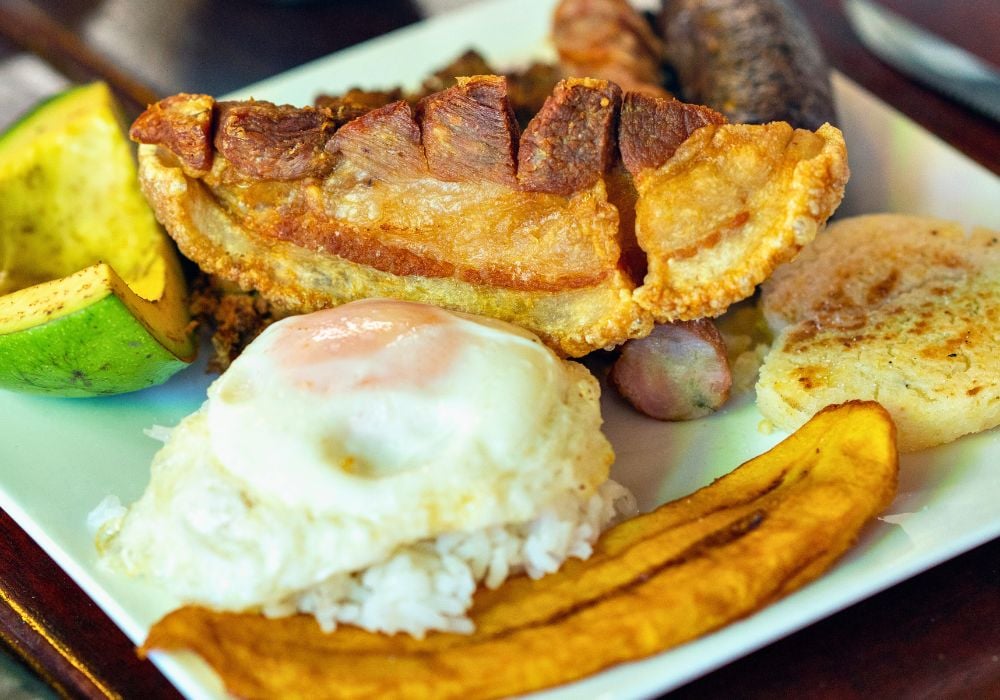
(0, 82, 195, 397)
(0, 265, 189, 396)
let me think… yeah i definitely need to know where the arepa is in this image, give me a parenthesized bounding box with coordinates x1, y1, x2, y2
(757, 214, 1000, 451)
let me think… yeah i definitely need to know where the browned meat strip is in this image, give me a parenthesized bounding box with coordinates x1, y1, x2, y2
(609, 318, 732, 420)
(129, 93, 215, 175)
(417, 75, 520, 187)
(408, 50, 560, 129)
(214, 101, 335, 181)
(553, 0, 669, 96)
(618, 92, 725, 176)
(326, 100, 428, 181)
(517, 78, 621, 195)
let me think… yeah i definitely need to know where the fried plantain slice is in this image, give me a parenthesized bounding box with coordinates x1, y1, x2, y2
(142, 401, 897, 699)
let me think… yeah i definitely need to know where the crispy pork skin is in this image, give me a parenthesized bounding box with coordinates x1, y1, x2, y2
(132, 81, 847, 357)
(631, 120, 848, 321)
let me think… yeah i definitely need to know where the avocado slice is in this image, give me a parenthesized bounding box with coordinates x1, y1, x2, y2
(0, 82, 196, 397)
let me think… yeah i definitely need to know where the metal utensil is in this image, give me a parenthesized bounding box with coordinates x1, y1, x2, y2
(845, 0, 1000, 122)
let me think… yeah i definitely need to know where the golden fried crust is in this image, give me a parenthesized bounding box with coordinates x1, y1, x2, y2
(133, 86, 848, 356)
(633, 122, 849, 321)
(201, 158, 626, 292)
(138, 144, 650, 356)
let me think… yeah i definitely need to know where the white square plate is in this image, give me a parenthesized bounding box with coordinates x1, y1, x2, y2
(1, 1, 998, 697)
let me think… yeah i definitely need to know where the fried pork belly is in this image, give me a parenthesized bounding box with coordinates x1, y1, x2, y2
(132, 77, 847, 357)
(318, 50, 562, 132)
(629, 96, 846, 321)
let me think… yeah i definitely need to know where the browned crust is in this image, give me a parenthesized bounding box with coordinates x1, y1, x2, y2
(314, 87, 404, 126)
(417, 75, 520, 187)
(188, 275, 279, 372)
(130, 86, 706, 195)
(214, 100, 335, 181)
(758, 215, 1000, 452)
(269, 220, 457, 282)
(131, 79, 848, 354)
(264, 225, 612, 293)
(129, 93, 214, 176)
(196, 160, 625, 293)
(326, 100, 428, 181)
(633, 122, 850, 321)
(619, 93, 726, 176)
(517, 78, 621, 195)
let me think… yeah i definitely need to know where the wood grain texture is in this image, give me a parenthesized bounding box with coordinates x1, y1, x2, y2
(0, 510, 180, 699)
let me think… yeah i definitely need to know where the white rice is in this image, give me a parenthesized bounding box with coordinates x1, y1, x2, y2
(142, 423, 174, 443)
(93, 421, 636, 639)
(261, 480, 636, 638)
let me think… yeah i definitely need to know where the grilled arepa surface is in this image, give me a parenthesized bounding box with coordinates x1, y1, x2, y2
(132, 76, 848, 356)
(758, 214, 1000, 451)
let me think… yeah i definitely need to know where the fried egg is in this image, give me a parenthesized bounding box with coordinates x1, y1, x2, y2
(94, 299, 622, 624)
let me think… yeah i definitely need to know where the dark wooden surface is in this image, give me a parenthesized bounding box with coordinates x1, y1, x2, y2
(0, 510, 178, 699)
(0, 1, 997, 698)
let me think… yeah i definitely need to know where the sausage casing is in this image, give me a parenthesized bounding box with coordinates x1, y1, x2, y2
(659, 0, 836, 129)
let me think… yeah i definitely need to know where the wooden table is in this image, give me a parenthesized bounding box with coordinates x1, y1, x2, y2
(0, 1, 997, 697)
